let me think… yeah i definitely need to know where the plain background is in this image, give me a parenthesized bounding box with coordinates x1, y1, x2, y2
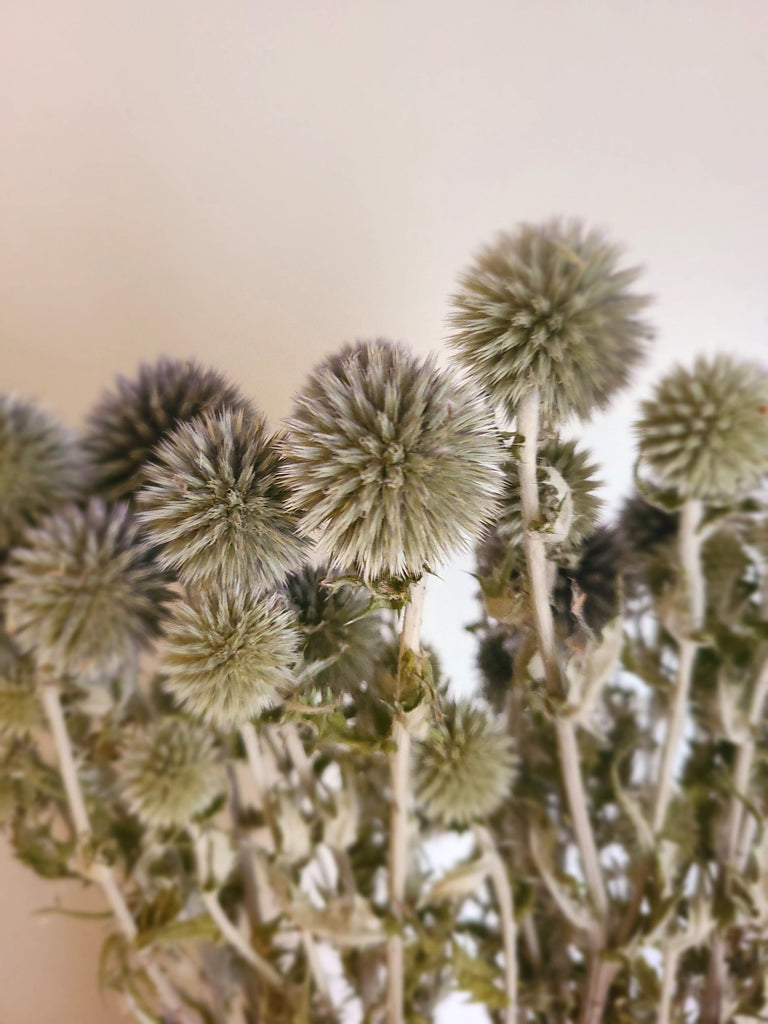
(2, 2, 767, 1021)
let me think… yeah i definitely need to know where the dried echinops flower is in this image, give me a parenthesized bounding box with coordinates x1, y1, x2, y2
(414, 701, 515, 827)
(283, 339, 501, 581)
(117, 717, 224, 829)
(5, 500, 171, 683)
(0, 395, 83, 555)
(498, 437, 602, 547)
(450, 219, 653, 423)
(84, 358, 252, 502)
(636, 355, 768, 503)
(138, 408, 305, 591)
(284, 564, 385, 692)
(159, 588, 299, 728)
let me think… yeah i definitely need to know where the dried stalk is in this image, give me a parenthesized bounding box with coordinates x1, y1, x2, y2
(386, 576, 427, 1024)
(41, 684, 191, 1023)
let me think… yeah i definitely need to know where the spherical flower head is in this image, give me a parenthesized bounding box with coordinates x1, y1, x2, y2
(117, 717, 225, 829)
(159, 589, 299, 728)
(477, 631, 515, 710)
(84, 358, 253, 502)
(636, 355, 768, 503)
(0, 395, 84, 555)
(282, 339, 502, 581)
(449, 219, 653, 424)
(5, 500, 172, 683)
(0, 656, 42, 740)
(414, 701, 515, 827)
(284, 564, 385, 693)
(553, 526, 624, 636)
(498, 437, 602, 547)
(137, 408, 306, 591)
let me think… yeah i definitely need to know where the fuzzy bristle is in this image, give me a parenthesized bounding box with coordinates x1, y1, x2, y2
(449, 219, 653, 423)
(636, 355, 768, 502)
(137, 407, 305, 591)
(282, 339, 502, 581)
(414, 701, 515, 827)
(159, 589, 299, 728)
(84, 358, 252, 502)
(5, 500, 171, 683)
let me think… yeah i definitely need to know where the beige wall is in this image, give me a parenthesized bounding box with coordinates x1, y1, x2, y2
(1, 2, 767, 1020)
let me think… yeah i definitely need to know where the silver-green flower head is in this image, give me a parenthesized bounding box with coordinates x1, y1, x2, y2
(449, 219, 653, 424)
(159, 588, 299, 728)
(498, 437, 602, 547)
(5, 500, 172, 683)
(282, 339, 502, 581)
(636, 356, 768, 503)
(284, 564, 385, 693)
(84, 358, 253, 502)
(414, 701, 515, 827)
(117, 717, 224, 829)
(0, 656, 41, 739)
(137, 408, 306, 591)
(0, 395, 84, 555)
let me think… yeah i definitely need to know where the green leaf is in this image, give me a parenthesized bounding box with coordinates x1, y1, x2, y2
(136, 914, 219, 950)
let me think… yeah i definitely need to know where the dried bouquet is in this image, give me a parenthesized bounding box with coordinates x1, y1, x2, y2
(2, 219, 768, 1024)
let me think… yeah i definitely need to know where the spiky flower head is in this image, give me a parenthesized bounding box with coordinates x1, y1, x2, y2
(477, 631, 515, 709)
(117, 717, 224, 829)
(284, 564, 385, 692)
(0, 656, 41, 739)
(84, 358, 252, 502)
(159, 589, 299, 728)
(0, 395, 83, 555)
(5, 500, 171, 683)
(414, 701, 515, 827)
(636, 356, 768, 503)
(498, 437, 602, 547)
(553, 526, 624, 636)
(449, 219, 653, 423)
(283, 339, 501, 581)
(137, 408, 305, 591)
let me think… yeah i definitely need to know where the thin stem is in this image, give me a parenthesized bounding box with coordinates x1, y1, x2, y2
(657, 944, 680, 1024)
(193, 830, 283, 990)
(728, 658, 768, 866)
(516, 389, 608, 923)
(386, 576, 427, 1024)
(476, 826, 517, 1024)
(239, 721, 279, 846)
(41, 684, 189, 1022)
(651, 498, 704, 835)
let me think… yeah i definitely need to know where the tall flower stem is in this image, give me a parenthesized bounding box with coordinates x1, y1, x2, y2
(516, 390, 608, 920)
(386, 577, 427, 1024)
(475, 826, 518, 1024)
(651, 498, 704, 834)
(516, 389, 608, 1024)
(40, 683, 190, 1023)
(701, 655, 768, 1024)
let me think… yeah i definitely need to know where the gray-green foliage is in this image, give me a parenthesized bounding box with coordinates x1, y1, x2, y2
(282, 339, 502, 580)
